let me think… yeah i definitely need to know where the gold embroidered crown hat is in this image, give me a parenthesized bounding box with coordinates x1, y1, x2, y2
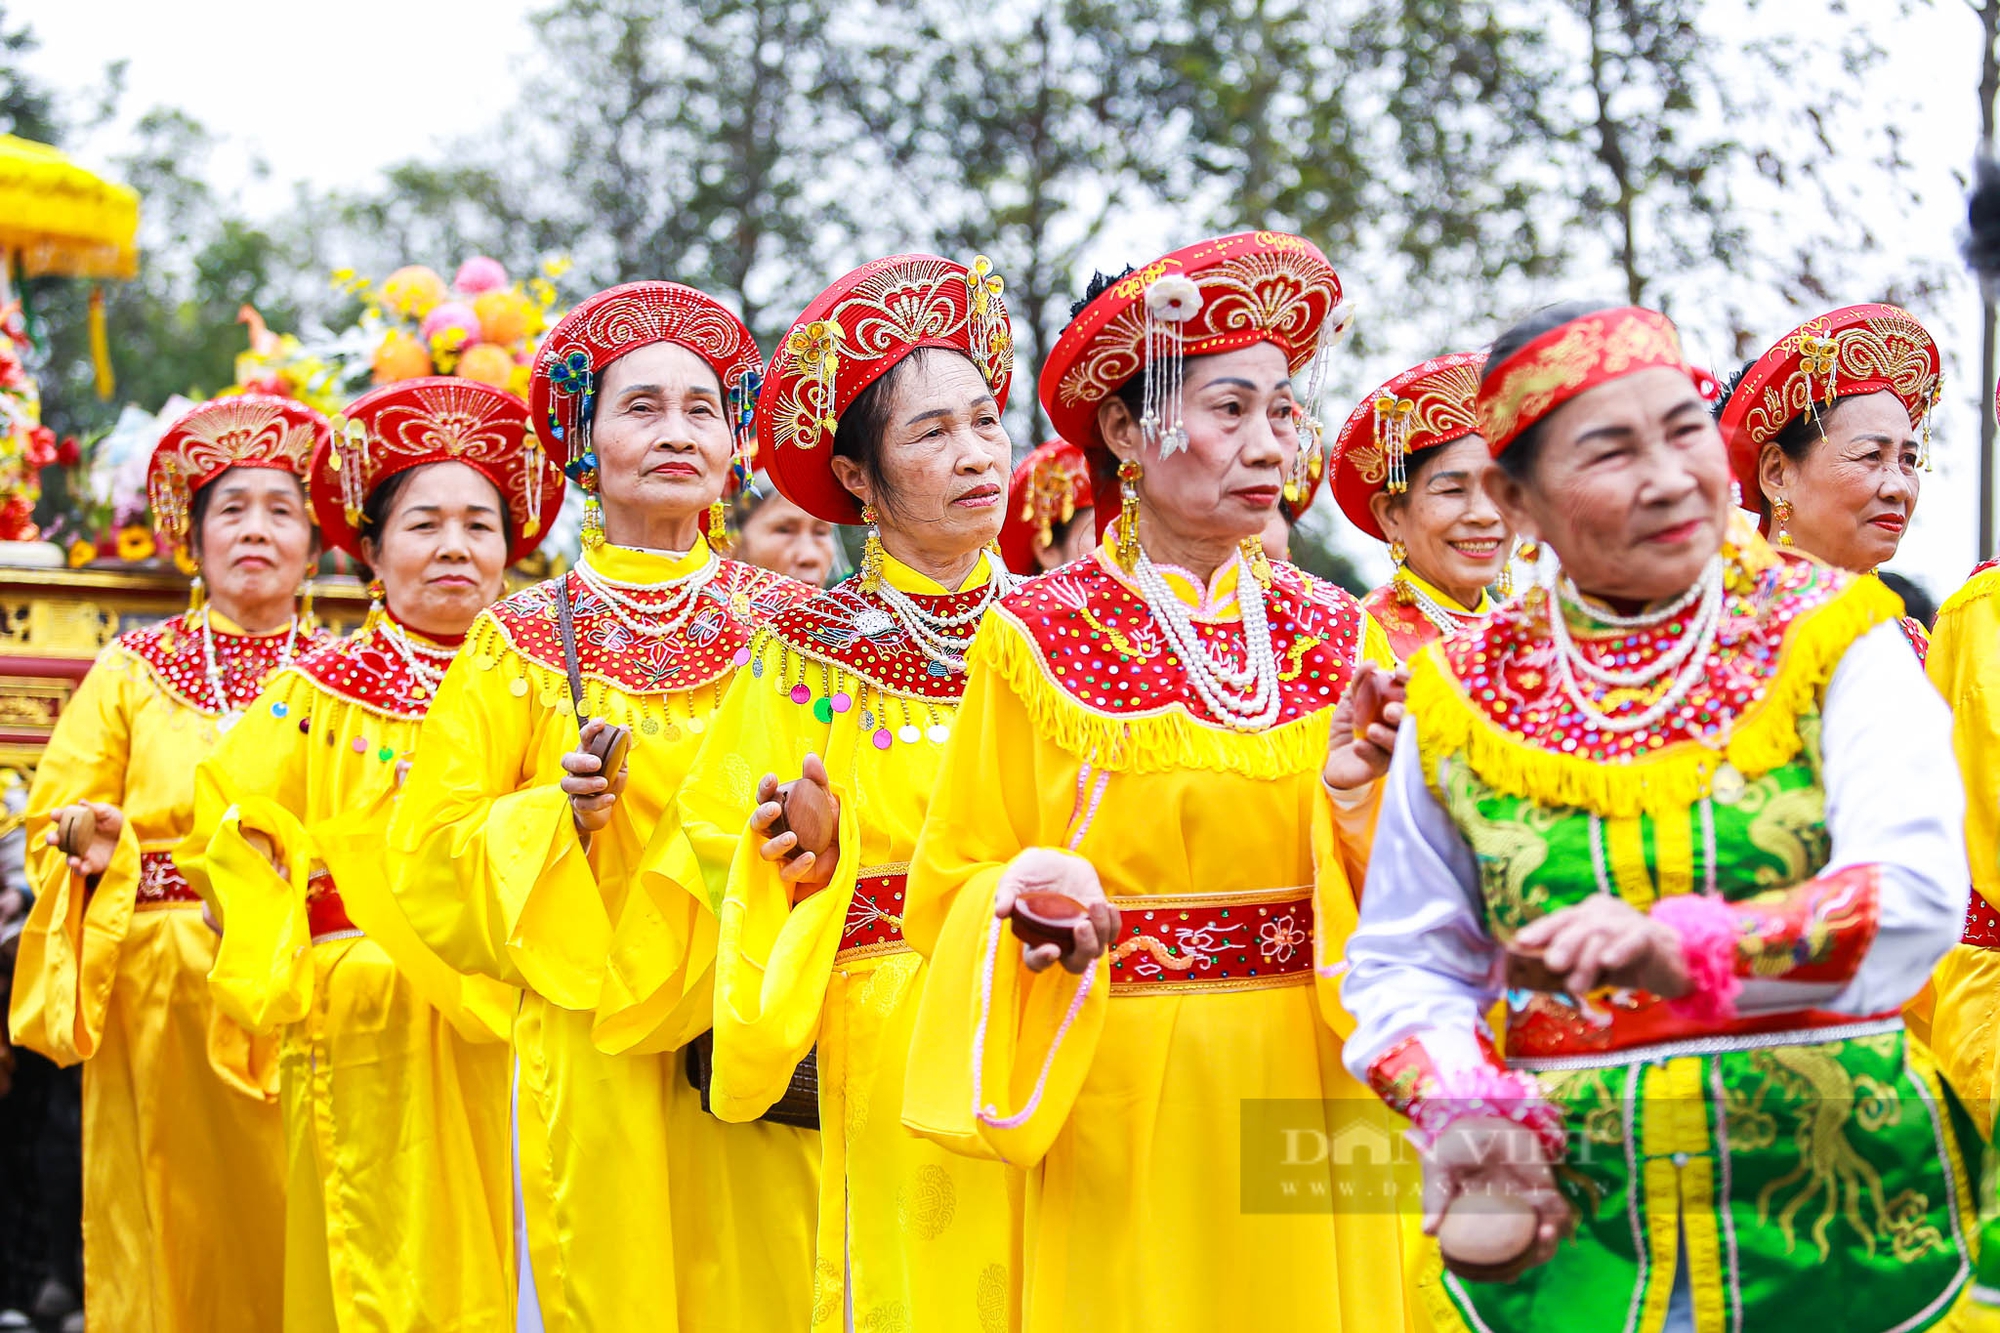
(1716, 302, 1942, 502)
(755, 253, 1014, 525)
(1039, 231, 1351, 528)
(529, 280, 763, 545)
(1473, 305, 1713, 457)
(1331, 352, 1485, 541)
(998, 438, 1092, 575)
(311, 377, 566, 565)
(147, 394, 331, 554)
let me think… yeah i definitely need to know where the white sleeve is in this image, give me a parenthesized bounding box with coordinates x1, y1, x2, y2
(1733, 619, 1968, 1017)
(1339, 719, 1503, 1084)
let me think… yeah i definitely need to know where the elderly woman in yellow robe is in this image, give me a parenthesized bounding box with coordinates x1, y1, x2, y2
(672, 254, 1021, 1331)
(901, 232, 1414, 1332)
(387, 282, 816, 1332)
(8, 396, 331, 1332)
(176, 378, 566, 1332)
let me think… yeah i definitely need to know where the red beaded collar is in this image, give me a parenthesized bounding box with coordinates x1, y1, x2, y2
(122, 613, 330, 717)
(1360, 583, 1487, 663)
(990, 552, 1365, 729)
(292, 617, 461, 719)
(486, 559, 807, 696)
(755, 576, 997, 703)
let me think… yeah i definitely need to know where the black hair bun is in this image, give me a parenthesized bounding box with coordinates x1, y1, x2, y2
(1709, 359, 1757, 422)
(1966, 155, 2000, 284)
(1070, 267, 1135, 320)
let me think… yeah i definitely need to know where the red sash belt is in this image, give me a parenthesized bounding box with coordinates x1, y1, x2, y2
(136, 851, 200, 907)
(1962, 893, 2000, 949)
(306, 870, 358, 943)
(1107, 888, 1315, 993)
(836, 870, 908, 963)
(1506, 988, 1901, 1063)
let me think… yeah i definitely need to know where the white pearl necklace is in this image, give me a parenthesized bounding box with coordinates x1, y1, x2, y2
(1547, 558, 1725, 735)
(378, 617, 456, 698)
(1400, 577, 1475, 637)
(1132, 549, 1281, 732)
(203, 608, 301, 732)
(873, 564, 1015, 674)
(575, 550, 718, 640)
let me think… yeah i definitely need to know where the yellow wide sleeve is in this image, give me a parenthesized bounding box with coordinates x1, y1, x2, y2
(177, 673, 317, 1035)
(388, 623, 604, 1009)
(695, 658, 861, 1120)
(902, 656, 1107, 1168)
(1930, 569, 2000, 910)
(7, 651, 144, 1066)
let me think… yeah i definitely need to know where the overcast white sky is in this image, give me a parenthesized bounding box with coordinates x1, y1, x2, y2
(18, 0, 1996, 597)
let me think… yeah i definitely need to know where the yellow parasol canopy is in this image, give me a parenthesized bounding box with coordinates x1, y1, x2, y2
(0, 134, 139, 280)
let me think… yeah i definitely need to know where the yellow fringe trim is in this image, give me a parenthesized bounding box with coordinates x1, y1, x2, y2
(974, 610, 1337, 777)
(1936, 559, 2000, 626)
(1411, 572, 1900, 818)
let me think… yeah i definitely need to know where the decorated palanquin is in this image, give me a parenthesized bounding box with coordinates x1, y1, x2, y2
(1345, 516, 1984, 1332)
(0, 564, 371, 791)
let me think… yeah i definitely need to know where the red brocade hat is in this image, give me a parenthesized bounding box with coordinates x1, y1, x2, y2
(1332, 353, 1485, 542)
(999, 438, 1093, 575)
(1474, 306, 1699, 457)
(757, 254, 1015, 525)
(1717, 303, 1942, 491)
(312, 377, 564, 564)
(1038, 231, 1347, 458)
(148, 394, 329, 553)
(529, 280, 763, 481)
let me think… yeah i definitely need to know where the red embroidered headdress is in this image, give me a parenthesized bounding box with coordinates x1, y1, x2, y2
(1717, 303, 1941, 492)
(147, 394, 329, 552)
(998, 439, 1093, 575)
(1332, 352, 1485, 541)
(311, 377, 564, 564)
(757, 254, 1015, 525)
(1475, 306, 1700, 457)
(529, 280, 762, 490)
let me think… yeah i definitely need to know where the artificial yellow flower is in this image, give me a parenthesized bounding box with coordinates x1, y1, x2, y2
(174, 546, 199, 576)
(67, 539, 96, 568)
(116, 525, 156, 562)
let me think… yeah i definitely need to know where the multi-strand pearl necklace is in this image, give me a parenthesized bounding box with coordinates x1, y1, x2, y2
(378, 617, 457, 699)
(1132, 549, 1281, 732)
(575, 549, 718, 640)
(203, 608, 301, 731)
(1401, 576, 1475, 637)
(869, 567, 1014, 674)
(1547, 556, 1725, 735)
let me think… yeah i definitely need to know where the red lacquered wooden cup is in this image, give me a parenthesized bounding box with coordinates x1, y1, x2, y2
(1009, 890, 1090, 951)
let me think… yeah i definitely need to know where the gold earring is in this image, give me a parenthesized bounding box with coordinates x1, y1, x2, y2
(582, 495, 605, 549)
(860, 503, 885, 592)
(1497, 548, 1514, 600)
(1772, 496, 1794, 547)
(1389, 538, 1415, 605)
(186, 572, 206, 616)
(1116, 459, 1142, 571)
(1239, 535, 1273, 589)
(366, 578, 385, 608)
(299, 575, 317, 633)
(708, 498, 733, 554)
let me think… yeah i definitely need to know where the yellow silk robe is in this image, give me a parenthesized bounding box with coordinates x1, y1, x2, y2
(1916, 560, 2000, 1131)
(176, 617, 517, 1333)
(387, 539, 818, 1333)
(902, 543, 1415, 1333)
(676, 551, 1016, 1333)
(8, 611, 306, 1333)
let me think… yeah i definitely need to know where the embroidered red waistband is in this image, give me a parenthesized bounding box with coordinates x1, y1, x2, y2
(137, 851, 200, 907)
(307, 870, 359, 942)
(836, 870, 907, 962)
(1108, 888, 1315, 993)
(1963, 893, 2000, 950)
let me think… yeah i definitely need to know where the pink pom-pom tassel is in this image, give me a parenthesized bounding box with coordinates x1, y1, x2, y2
(1652, 893, 1742, 1022)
